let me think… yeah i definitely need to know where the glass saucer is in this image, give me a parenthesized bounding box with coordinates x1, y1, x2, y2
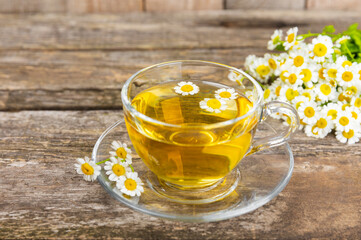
(93, 119, 294, 222)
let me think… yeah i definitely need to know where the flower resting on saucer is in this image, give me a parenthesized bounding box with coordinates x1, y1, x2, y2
(116, 172, 144, 197)
(109, 140, 132, 164)
(74, 156, 101, 181)
(104, 156, 132, 182)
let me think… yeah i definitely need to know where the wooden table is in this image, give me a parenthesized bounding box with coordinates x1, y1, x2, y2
(1, 10, 360, 239)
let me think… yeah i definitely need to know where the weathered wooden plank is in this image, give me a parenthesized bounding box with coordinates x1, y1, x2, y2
(0, 0, 143, 13)
(226, 0, 305, 10)
(307, 0, 361, 11)
(0, 110, 360, 238)
(0, 11, 359, 50)
(0, 48, 265, 110)
(145, 0, 223, 12)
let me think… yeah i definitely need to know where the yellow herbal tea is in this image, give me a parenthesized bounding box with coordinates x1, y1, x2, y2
(125, 81, 257, 188)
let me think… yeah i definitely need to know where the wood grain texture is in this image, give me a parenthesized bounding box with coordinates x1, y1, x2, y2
(226, 0, 305, 10)
(0, 110, 360, 238)
(307, 0, 361, 11)
(0, 0, 143, 13)
(145, 0, 223, 12)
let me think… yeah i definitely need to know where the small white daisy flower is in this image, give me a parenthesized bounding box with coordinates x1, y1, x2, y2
(74, 156, 101, 182)
(351, 96, 361, 108)
(335, 127, 361, 144)
(298, 101, 320, 124)
(263, 88, 274, 102)
(174, 81, 199, 96)
(288, 48, 309, 69)
(251, 58, 272, 82)
(279, 85, 300, 102)
(228, 70, 244, 83)
(264, 53, 280, 75)
(292, 95, 310, 110)
(109, 140, 132, 164)
(335, 55, 353, 68)
(268, 29, 283, 50)
(323, 62, 338, 82)
(334, 109, 356, 132)
(282, 67, 303, 87)
(305, 113, 334, 138)
(283, 27, 298, 50)
(215, 88, 238, 100)
(308, 35, 334, 63)
(116, 172, 144, 197)
(336, 65, 359, 88)
(300, 65, 318, 88)
(244, 55, 258, 73)
(335, 35, 351, 48)
(104, 156, 132, 182)
(321, 102, 342, 120)
(199, 98, 227, 113)
(313, 82, 337, 102)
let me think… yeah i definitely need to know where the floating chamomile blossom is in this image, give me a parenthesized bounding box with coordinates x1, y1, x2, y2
(174, 81, 199, 96)
(74, 156, 101, 182)
(199, 98, 227, 113)
(109, 140, 132, 164)
(215, 88, 238, 100)
(116, 172, 144, 197)
(244, 24, 361, 144)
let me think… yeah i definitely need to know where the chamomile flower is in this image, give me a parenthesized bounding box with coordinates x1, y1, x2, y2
(282, 67, 303, 87)
(335, 35, 351, 48)
(228, 70, 244, 83)
(305, 113, 334, 138)
(292, 95, 310, 110)
(267, 29, 283, 50)
(323, 63, 338, 82)
(313, 82, 337, 102)
(298, 101, 320, 124)
(215, 88, 238, 100)
(264, 53, 279, 75)
(336, 55, 352, 68)
(321, 102, 341, 120)
(74, 156, 101, 182)
(335, 127, 361, 144)
(199, 98, 227, 113)
(244, 55, 257, 73)
(251, 58, 272, 82)
(279, 85, 300, 102)
(288, 48, 309, 69)
(174, 81, 199, 96)
(109, 141, 132, 164)
(283, 27, 298, 50)
(300, 65, 318, 88)
(263, 88, 273, 101)
(116, 172, 144, 197)
(308, 35, 334, 63)
(104, 156, 132, 182)
(334, 109, 356, 132)
(351, 96, 361, 108)
(336, 65, 359, 87)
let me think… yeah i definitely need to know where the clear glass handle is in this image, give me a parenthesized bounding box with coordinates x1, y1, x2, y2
(248, 101, 300, 155)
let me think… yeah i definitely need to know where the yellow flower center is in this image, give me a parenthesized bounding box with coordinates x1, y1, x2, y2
(280, 70, 288, 81)
(311, 125, 319, 135)
(181, 84, 194, 92)
(313, 43, 327, 57)
(318, 68, 325, 80)
(286, 89, 298, 101)
(327, 69, 337, 78)
(301, 69, 312, 82)
(264, 89, 270, 99)
(288, 73, 297, 84)
(219, 91, 232, 98)
(287, 33, 295, 43)
(342, 129, 354, 139)
(124, 179, 137, 191)
(206, 99, 222, 109)
(347, 86, 358, 94)
(359, 70, 361, 80)
(304, 107, 315, 118)
(342, 71, 353, 82)
(112, 164, 126, 176)
(327, 109, 337, 120)
(316, 118, 327, 128)
(320, 84, 331, 95)
(295, 101, 304, 109)
(81, 163, 94, 175)
(342, 60, 352, 68)
(302, 92, 312, 101)
(354, 98, 361, 108)
(339, 116, 349, 126)
(329, 79, 336, 87)
(268, 59, 277, 69)
(342, 103, 350, 110)
(256, 65, 270, 77)
(116, 147, 127, 159)
(351, 111, 358, 119)
(293, 56, 304, 67)
(275, 86, 282, 96)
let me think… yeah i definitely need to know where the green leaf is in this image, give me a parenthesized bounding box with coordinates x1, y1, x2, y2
(275, 44, 285, 51)
(348, 23, 358, 31)
(323, 25, 335, 34)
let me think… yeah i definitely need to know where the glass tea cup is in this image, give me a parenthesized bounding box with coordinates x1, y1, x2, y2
(121, 60, 299, 202)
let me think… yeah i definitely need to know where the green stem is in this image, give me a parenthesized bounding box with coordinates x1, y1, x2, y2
(96, 158, 111, 165)
(344, 44, 355, 61)
(129, 164, 135, 172)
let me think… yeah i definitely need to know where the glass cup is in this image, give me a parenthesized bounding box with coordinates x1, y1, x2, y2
(121, 60, 299, 202)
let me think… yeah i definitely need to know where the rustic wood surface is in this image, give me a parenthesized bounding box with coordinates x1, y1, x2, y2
(0, 10, 360, 239)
